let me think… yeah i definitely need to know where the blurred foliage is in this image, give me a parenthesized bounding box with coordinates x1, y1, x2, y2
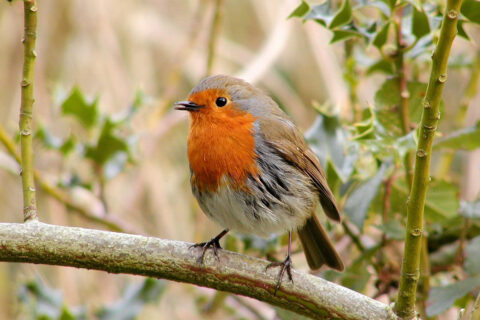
(36, 87, 142, 187)
(18, 278, 165, 320)
(1, 0, 480, 318)
(290, 0, 480, 316)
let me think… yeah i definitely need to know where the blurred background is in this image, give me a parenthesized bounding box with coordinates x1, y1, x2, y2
(1, 0, 479, 319)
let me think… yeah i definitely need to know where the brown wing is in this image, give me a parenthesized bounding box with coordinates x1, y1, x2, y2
(259, 116, 341, 222)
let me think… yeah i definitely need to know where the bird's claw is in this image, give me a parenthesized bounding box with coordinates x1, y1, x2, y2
(190, 238, 223, 264)
(266, 255, 293, 295)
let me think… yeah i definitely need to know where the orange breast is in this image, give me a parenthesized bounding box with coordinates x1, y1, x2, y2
(187, 108, 259, 192)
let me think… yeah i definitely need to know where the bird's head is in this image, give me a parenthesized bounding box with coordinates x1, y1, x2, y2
(174, 75, 272, 121)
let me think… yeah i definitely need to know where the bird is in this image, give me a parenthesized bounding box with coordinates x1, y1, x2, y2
(175, 74, 344, 292)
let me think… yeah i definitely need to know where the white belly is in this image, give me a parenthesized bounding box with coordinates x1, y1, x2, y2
(194, 176, 317, 237)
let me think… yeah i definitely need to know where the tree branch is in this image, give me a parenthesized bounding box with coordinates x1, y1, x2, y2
(394, 0, 462, 318)
(0, 222, 398, 320)
(19, 0, 39, 222)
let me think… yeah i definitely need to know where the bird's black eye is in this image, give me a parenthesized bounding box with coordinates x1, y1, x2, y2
(215, 97, 227, 107)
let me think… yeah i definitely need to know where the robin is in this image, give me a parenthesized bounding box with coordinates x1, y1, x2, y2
(175, 75, 344, 292)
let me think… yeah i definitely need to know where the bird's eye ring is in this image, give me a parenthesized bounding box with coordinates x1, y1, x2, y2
(215, 97, 227, 107)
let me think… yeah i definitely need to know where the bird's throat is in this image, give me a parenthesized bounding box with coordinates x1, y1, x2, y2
(187, 111, 258, 192)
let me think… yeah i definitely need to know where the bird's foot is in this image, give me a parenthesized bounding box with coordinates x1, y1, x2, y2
(190, 230, 229, 264)
(266, 254, 293, 295)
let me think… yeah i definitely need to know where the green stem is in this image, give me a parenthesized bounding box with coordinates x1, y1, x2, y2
(19, 0, 39, 222)
(393, 8, 413, 187)
(394, 0, 463, 318)
(0, 124, 135, 233)
(468, 291, 480, 320)
(206, 0, 223, 76)
(342, 221, 365, 252)
(394, 8, 431, 313)
(203, 291, 228, 314)
(231, 296, 268, 320)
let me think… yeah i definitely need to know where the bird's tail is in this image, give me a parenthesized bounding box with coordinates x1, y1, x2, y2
(297, 214, 344, 271)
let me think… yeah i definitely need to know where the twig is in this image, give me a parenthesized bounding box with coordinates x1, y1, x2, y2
(0, 124, 136, 233)
(382, 170, 397, 222)
(235, 1, 292, 85)
(203, 291, 228, 315)
(393, 7, 414, 187)
(394, 9, 431, 313)
(342, 221, 365, 252)
(0, 126, 20, 163)
(231, 295, 268, 320)
(0, 222, 399, 320)
(205, 0, 223, 76)
(95, 164, 109, 214)
(34, 174, 136, 233)
(19, 0, 39, 222)
(394, 0, 463, 318)
(468, 291, 480, 320)
(454, 218, 470, 265)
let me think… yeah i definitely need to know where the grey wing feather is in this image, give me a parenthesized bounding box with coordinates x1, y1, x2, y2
(258, 114, 341, 222)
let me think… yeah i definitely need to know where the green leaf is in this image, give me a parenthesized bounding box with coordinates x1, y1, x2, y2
(352, 107, 416, 162)
(20, 278, 63, 319)
(344, 162, 389, 230)
(380, 0, 396, 11)
(374, 78, 426, 137)
(429, 242, 458, 269)
(465, 236, 480, 276)
(426, 276, 480, 317)
(325, 160, 341, 193)
(35, 127, 62, 149)
(59, 135, 76, 156)
(330, 29, 363, 43)
(366, 59, 395, 75)
(375, 220, 405, 240)
(459, 199, 480, 219)
(237, 233, 278, 254)
(304, 2, 334, 27)
(434, 121, 480, 150)
(367, 1, 392, 16)
(97, 278, 165, 320)
(457, 19, 470, 40)
(329, 0, 352, 29)
(409, 34, 434, 58)
(305, 108, 357, 182)
(340, 246, 379, 291)
(61, 87, 99, 129)
(288, 1, 310, 19)
(35, 128, 76, 157)
(372, 22, 390, 50)
(461, 0, 480, 24)
(411, 6, 430, 39)
(85, 118, 129, 166)
(17, 278, 86, 320)
(392, 179, 459, 223)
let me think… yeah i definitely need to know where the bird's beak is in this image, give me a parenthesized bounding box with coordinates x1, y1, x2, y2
(174, 101, 204, 111)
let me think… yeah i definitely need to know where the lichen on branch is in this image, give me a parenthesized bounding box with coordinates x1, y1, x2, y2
(0, 222, 398, 320)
